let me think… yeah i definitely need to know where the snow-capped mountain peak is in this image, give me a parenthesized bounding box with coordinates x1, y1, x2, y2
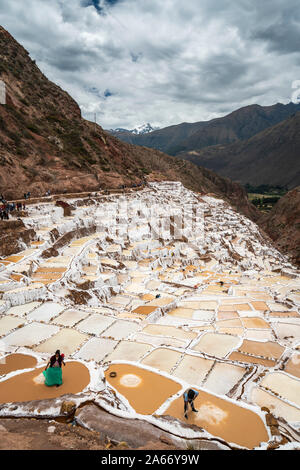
(131, 123, 159, 134)
(109, 123, 160, 135)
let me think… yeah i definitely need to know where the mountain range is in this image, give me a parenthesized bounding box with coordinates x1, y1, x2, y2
(109, 123, 159, 136)
(0, 25, 257, 222)
(178, 111, 300, 188)
(107, 102, 300, 188)
(0, 24, 299, 263)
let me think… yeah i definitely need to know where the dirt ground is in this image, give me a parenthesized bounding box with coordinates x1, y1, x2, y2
(0, 418, 177, 450)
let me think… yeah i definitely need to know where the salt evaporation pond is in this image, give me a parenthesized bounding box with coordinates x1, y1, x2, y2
(105, 363, 181, 415)
(0, 361, 90, 403)
(163, 389, 269, 449)
(0, 181, 299, 449)
(0, 354, 37, 376)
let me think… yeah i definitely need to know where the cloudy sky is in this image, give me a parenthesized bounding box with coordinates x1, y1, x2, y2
(0, 0, 299, 129)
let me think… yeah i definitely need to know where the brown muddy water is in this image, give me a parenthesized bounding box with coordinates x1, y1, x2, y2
(238, 340, 284, 359)
(228, 352, 276, 367)
(0, 361, 90, 403)
(132, 306, 158, 315)
(105, 363, 181, 415)
(0, 354, 37, 376)
(163, 388, 269, 449)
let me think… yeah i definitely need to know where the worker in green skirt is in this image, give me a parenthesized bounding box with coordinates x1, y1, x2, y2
(43, 350, 65, 387)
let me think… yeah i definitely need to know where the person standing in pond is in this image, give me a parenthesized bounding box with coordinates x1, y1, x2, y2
(43, 350, 65, 387)
(183, 388, 199, 419)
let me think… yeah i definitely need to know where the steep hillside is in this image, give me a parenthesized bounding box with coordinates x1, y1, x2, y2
(107, 102, 300, 156)
(0, 25, 258, 222)
(178, 112, 300, 188)
(260, 187, 300, 265)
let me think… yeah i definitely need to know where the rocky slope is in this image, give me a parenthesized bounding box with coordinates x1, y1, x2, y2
(0, 416, 179, 451)
(0, 25, 257, 222)
(0, 220, 35, 257)
(260, 187, 300, 265)
(106, 102, 300, 158)
(178, 112, 300, 188)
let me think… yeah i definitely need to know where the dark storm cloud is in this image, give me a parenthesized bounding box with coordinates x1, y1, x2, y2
(47, 45, 99, 72)
(0, 0, 299, 129)
(251, 22, 300, 54)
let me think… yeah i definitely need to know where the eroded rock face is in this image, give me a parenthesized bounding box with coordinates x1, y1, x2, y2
(0, 220, 35, 257)
(76, 403, 206, 449)
(260, 187, 300, 265)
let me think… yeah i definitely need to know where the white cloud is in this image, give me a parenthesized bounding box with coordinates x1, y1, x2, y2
(0, 0, 299, 129)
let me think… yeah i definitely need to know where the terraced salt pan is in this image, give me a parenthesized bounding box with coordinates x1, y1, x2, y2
(4, 255, 25, 263)
(219, 303, 252, 312)
(237, 339, 284, 359)
(101, 320, 140, 340)
(273, 322, 300, 343)
(105, 363, 181, 415)
(268, 302, 292, 312)
(218, 327, 244, 336)
(146, 280, 161, 290)
(202, 285, 228, 294)
(34, 328, 89, 356)
(228, 352, 276, 367)
(250, 301, 269, 311)
(76, 314, 115, 335)
(132, 305, 158, 315)
(141, 348, 183, 373)
(216, 319, 242, 328)
(0, 362, 90, 404)
(52, 309, 89, 327)
(193, 333, 240, 358)
(35, 266, 66, 273)
(109, 295, 132, 307)
(202, 363, 246, 395)
(244, 330, 273, 341)
(6, 302, 41, 318)
(3, 283, 46, 306)
(2, 323, 59, 347)
(0, 316, 25, 337)
(100, 258, 120, 268)
(133, 332, 187, 349)
(240, 317, 270, 329)
(180, 300, 218, 310)
(168, 307, 197, 319)
(251, 387, 300, 423)
(163, 388, 269, 449)
(259, 372, 300, 407)
(171, 354, 214, 386)
(27, 302, 66, 322)
(104, 341, 153, 363)
(0, 353, 37, 376)
(269, 311, 299, 318)
(125, 283, 146, 294)
(146, 297, 175, 307)
(141, 324, 197, 342)
(74, 337, 117, 362)
(217, 311, 239, 320)
(82, 266, 97, 274)
(192, 325, 215, 332)
(284, 353, 300, 379)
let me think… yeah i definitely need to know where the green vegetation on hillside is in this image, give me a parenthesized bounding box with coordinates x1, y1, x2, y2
(245, 184, 288, 212)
